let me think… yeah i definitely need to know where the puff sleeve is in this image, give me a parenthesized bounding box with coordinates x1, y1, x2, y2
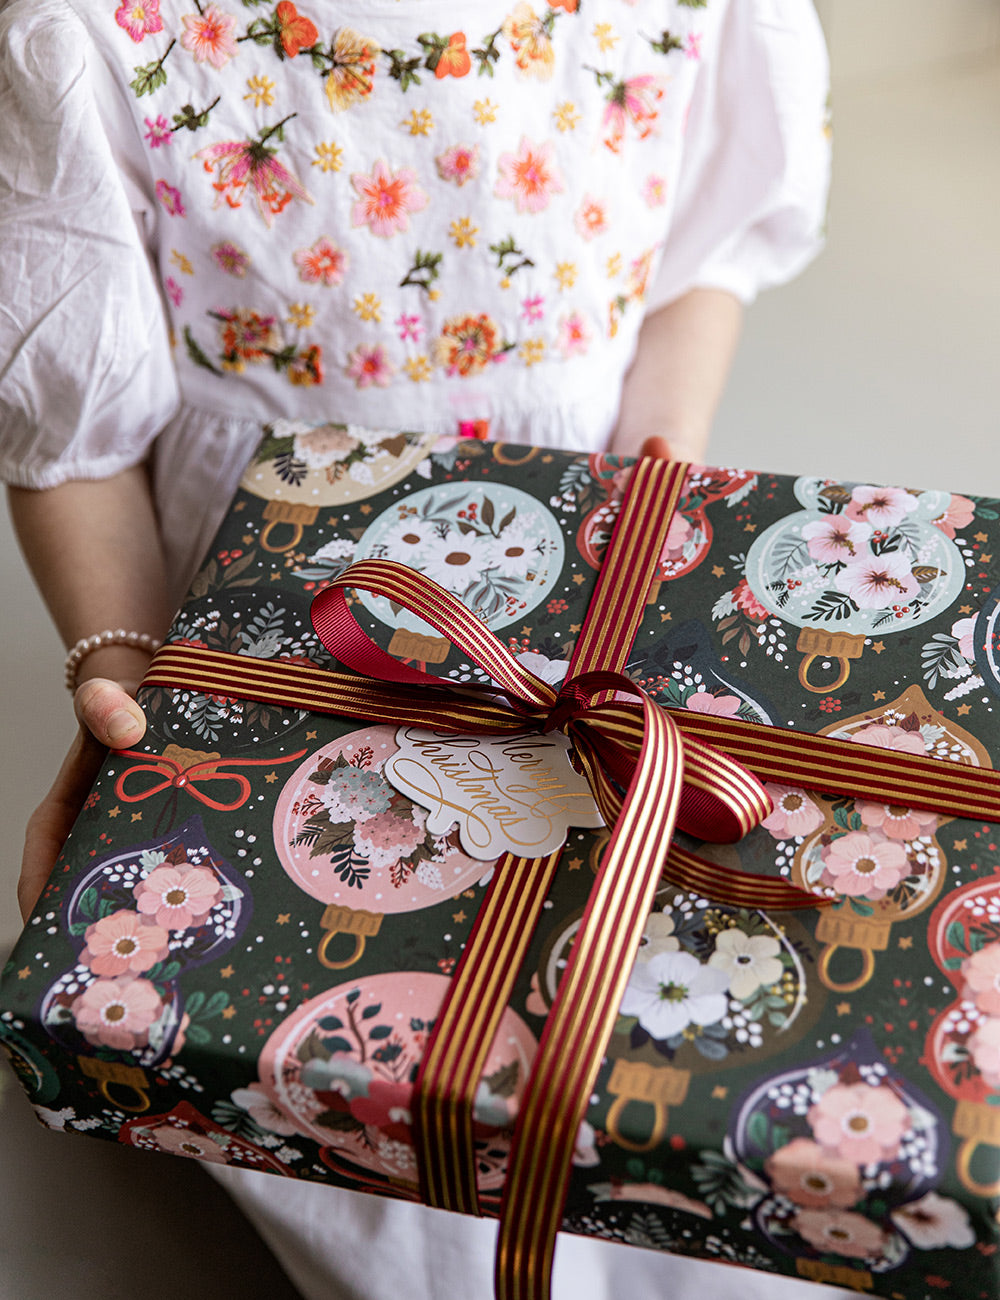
(648, 0, 831, 312)
(0, 0, 179, 488)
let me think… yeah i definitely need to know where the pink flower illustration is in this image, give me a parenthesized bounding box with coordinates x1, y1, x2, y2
(968, 1017, 1000, 1088)
(808, 1081, 911, 1165)
(81, 909, 170, 977)
(761, 785, 824, 840)
(765, 1138, 862, 1209)
(790, 1207, 890, 1261)
(844, 484, 918, 529)
(395, 312, 423, 342)
(851, 723, 927, 756)
(495, 137, 565, 215)
(731, 578, 769, 621)
(961, 942, 1000, 1016)
(801, 515, 872, 566)
(891, 1192, 976, 1250)
(351, 159, 428, 238)
(931, 493, 975, 538)
(834, 551, 919, 610)
(195, 120, 313, 227)
(180, 4, 239, 68)
(435, 144, 480, 187)
(115, 0, 163, 42)
(684, 689, 741, 717)
(148, 1124, 231, 1163)
(155, 180, 185, 217)
(574, 195, 608, 241)
(556, 310, 591, 358)
(819, 831, 909, 900)
(345, 343, 395, 389)
(293, 236, 348, 286)
(856, 800, 938, 842)
(134, 862, 223, 930)
(660, 510, 693, 562)
(71, 976, 162, 1050)
(602, 75, 663, 153)
(951, 615, 977, 661)
(212, 241, 251, 277)
(144, 115, 172, 148)
(642, 174, 667, 207)
(355, 809, 426, 858)
(164, 276, 183, 307)
(231, 1083, 298, 1135)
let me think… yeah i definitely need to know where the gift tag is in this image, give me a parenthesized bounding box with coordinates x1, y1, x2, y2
(385, 726, 604, 860)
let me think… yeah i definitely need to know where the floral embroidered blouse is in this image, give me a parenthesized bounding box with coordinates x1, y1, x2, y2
(0, 0, 829, 581)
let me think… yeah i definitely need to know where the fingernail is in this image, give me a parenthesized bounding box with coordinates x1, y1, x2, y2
(107, 709, 141, 747)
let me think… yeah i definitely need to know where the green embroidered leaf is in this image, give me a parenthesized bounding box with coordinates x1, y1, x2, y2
(184, 327, 222, 375)
(649, 30, 683, 55)
(131, 59, 169, 97)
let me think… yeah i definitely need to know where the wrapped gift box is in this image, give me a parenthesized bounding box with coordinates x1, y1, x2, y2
(3, 426, 1000, 1299)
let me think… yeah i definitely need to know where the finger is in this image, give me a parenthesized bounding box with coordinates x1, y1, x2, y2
(18, 728, 106, 921)
(638, 435, 673, 460)
(74, 676, 147, 749)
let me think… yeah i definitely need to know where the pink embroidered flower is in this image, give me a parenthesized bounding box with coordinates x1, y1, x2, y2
(801, 515, 872, 566)
(819, 831, 909, 900)
(180, 4, 239, 68)
(115, 0, 163, 42)
(574, 195, 608, 241)
(856, 801, 939, 842)
(346, 343, 394, 389)
(351, 159, 428, 238)
(931, 493, 975, 538)
(790, 1208, 890, 1261)
(155, 180, 185, 217)
(556, 310, 591, 359)
(81, 910, 170, 977)
(642, 174, 667, 207)
(844, 484, 918, 529)
(761, 785, 824, 840)
(851, 723, 927, 756)
(164, 276, 183, 308)
(961, 942, 1000, 1016)
(148, 1125, 231, 1163)
(212, 241, 251, 277)
(71, 975, 162, 1050)
(521, 294, 544, 323)
(834, 551, 919, 610)
(684, 689, 741, 717)
(395, 312, 423, 342)
(808, 1082, 911, 1165)
(890, 1192, 975, 1250)
(231, 1083, 298, 1135)
(143, 115, 172, 148)
(195, 121, 313, 226)
(765, 1138, 862, 1209)
(134, 862, 223, 930)
(685, 32, 703, 60)
(967, 1016, 1000, 1088)
(435, 143, 480, 187)
(602, 75, 663, 153)
(495, 137, 565, 215)
(293, 236, 348, 286)
(952, 615, 977, 661)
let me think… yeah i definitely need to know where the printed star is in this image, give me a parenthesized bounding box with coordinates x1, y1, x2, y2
(711, 1086, 727, 1100)
(954, 839, 968, 851)
(453, 910, 466, 924)
(542, 455, 554, 464)
(307, 731, 318, 740)
(567, 857, 583, 870)
(743, 522, 757, 533)
(712, 565, 725, 578)
(521, 626, 533, 636)
(276, 913, 291, 925)
(234, 501, 246, 512)
(242, 534, 254, 546)
(569, 624, 582, 634)
(328, 516, 340, 527)
(463, 889, 476, 899)
(360, 504, 373, 515)
(108, 806, 121, 819)
(873, 690, 886, 702)
(975, 532, 989, 543)
(572, 573, 586, 585)
(836, 1001, 852, 1016)
(17, 966, 30, 980)
(959, 605, 973, 615)
(983, 555, 992, 564)
(660, 611, 672, 622)
(265, 772, 278, 783)
(131, 812, 143, 823)
(872, 641, 885, 654)
(220, 965, 235, 978)
(898, 936, 913, 950)
(957, 704, 972, 716)
(270, 572, 281, 580)
(222, 1005, 237, 1020)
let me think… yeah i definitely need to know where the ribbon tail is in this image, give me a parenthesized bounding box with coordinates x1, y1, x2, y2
(663, 844, 828, 911)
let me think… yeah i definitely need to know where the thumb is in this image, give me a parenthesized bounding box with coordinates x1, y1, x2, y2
(638, 435, 673, 460)
(73, 677, 147, 749)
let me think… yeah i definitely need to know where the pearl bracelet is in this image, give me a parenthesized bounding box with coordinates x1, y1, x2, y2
(64, 629, 162, 693)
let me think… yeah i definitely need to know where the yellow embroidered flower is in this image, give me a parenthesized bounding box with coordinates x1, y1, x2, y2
(519, 337, 546, 367)
(552, 101, 579, 132)
(449, 217, 478, 248)
(287, 302, 316, 328)
(553, 261, 577, 290)
(312, 141, 343, 172)
(606, 252, 623, 278)
(404, 354, 432, 382)
(503, 4, 555, 80)
(244, 74, 276, 108)
(170, 249, 194, 275)
(324, 27, 380, 113)
(401, 108, 434, 136)
(592, 21, 618, 53)
(473, 98, 498, 125)
(352, 292, 383, 322)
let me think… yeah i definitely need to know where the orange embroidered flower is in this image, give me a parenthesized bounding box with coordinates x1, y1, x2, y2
(436, 32, 471, 79)
(350, 159, 428, 238)
(502, 3, 556, 80)
(435, 314, 506, 377)
(324, 26, 380, 112)
(214, 307, 281, 365)
(195, 117, 313, 225)
(495, 136, 564, 215)
(275, 1, 318, 58)
(180, 4, 238, 68)
(288, 345, 324, 386)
